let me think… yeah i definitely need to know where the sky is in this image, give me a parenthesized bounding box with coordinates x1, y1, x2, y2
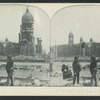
(51, 5, 100, 46)
(0, 4, 100, 53)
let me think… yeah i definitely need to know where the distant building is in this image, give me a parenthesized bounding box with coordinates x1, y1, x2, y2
(0, 7, 42, 56)
(90, 38, 93, 43)
(80, 37, 83, 44)
(52, 32, 100, 57)
(68, 32, 74, 44)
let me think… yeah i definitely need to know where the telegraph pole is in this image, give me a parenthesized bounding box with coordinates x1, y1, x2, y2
(55, 40, 57, 62)
(49, 19, 53, 76)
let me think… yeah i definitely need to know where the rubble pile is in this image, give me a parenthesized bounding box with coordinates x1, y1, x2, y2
(0, 62, 99, 87)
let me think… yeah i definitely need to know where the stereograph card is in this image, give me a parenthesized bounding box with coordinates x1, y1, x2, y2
(0, 3, 99, 96)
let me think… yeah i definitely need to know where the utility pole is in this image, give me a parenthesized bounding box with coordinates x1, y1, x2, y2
(49, 19, 53, 76)
(55, 40, 57, 62)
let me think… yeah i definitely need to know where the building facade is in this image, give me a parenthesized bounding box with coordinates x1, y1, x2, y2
(52, 32, 100, 58)
(0, 7, 42, 56)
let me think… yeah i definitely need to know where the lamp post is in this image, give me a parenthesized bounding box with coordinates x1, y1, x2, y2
(49, 19, 53, 76)
(81, 42, 86, 57)
(88, 43, 91, 57)
(55, 40, 57, 62)
(3, 43, 6, 56)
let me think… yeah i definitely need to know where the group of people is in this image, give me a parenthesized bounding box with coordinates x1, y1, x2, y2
(62, 56, 98, 86)
(61, 64, 72, 79)
(5, 55, 98, 86)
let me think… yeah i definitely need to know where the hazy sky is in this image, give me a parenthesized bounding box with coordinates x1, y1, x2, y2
(51, 5, 100, 46)
(0, 4, 50, 53)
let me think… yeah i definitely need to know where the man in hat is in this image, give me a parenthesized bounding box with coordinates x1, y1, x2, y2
(90, 56, 98, 86)
(72, 56, 81, 85)
(6, 55, 14, 86)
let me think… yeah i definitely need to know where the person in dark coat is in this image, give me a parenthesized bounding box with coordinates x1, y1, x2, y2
(72, 56, 81, 85)
(65, 66, 72, 79)
(90, 56, 97, 86)
(62, 64, 72, 79)
(62, 64, 66, 79)
(6, 56, 14, 86)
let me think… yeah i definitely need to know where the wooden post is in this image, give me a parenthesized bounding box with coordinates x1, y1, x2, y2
(83, 47, 85, 57)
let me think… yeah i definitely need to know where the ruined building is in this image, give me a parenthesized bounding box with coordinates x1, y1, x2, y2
(0, 7, 42, 56)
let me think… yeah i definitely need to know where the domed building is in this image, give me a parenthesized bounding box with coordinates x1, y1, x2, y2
(22, 8, 34, 24)
(80, 37, 83, 44)
(52, 32, 100, 58)
(19, 7, 36, 56)
(90, 38, 93, 43)
(0, 7, 42, 56)
(68, 32, 74, 44)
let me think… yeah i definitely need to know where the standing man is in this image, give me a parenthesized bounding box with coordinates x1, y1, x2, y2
(72, 56, 81, 85)
(90, 56, 97, 86)
(6, 55, 14, 86)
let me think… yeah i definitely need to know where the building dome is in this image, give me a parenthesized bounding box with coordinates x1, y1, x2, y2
(69, 32, 73, 37)
(22, 8, 34, 24)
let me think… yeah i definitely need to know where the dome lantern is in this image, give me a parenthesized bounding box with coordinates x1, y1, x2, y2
(69, 32, 73, 37)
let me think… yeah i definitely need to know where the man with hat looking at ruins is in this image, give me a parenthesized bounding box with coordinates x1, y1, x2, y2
(72, 56, 81, 85)
(6, 55, 14, 86)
